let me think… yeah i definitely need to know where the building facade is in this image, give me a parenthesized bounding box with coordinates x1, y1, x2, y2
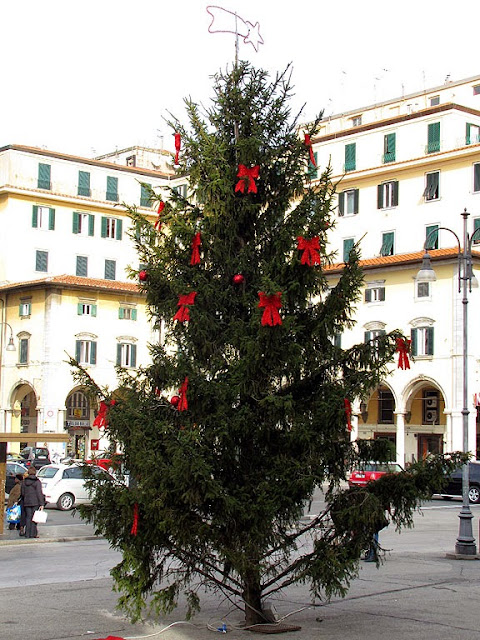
(311, 75, 480, 465)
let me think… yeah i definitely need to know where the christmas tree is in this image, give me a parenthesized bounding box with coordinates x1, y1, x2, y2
(74, 63, 465, 627)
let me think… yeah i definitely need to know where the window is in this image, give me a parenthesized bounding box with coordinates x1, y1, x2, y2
(72, 212, 94, 236)
(338, 189, 359, 216)
(35, 250, 48, 272)
(140, 183, 153, 207)
(417, 281, 430, 298)
(364, 329, 386, 358)
(19, 298, 32, 317)
(343, 238, 354, 262)
(104, 259, 116, 280)
(101, 216, 123, 240)
(474, 164, 480, 192)
(411, 326, 434, 356)
(18, 338, 29, 365)
(126, 155, 136, 167)
(466, 123, 480, 146)
(76, 255, 88, 277)
(119, 307, 137, 320)
(429, 96, 440, 107)
(351, 115, 362, 127)
(173, 184, 188, 198)
(427, 122, 440, 153)
(474, 218, 480, 245)
(425, 224, 439, 250)
(424, 171, 439, 201)
(116, 342, 137, 367)
(383, 133, 396, 163)
(77, 302, 97, 316)
(37, 163, 51, 189)
(365, 283, 385, 302)
(344, 143, 356, 171)
(78, 171, 91, 197)
(106, 176, 118, 201)
(32, 205, 55, 230)
(66, 390, 90, 419)
(75, 339, 97, 365)
(307, 152, 318, 180)
(473, 85, 480, 96)
(332, 333, 342, 348)
(380, 231, 395, 257)
(378, 389, 394, 424)
(377, 181, 398, 209)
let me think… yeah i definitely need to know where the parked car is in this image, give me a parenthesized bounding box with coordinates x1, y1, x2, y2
(5, 461, 28, 495)
(37, 463, 112, 510)
(439, 461, 480, 504)
(348, 462, 403, 488)
(20, 446, 51, 470)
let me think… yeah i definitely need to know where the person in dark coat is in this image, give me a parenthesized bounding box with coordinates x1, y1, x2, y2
(21, 466, 46, 538)
(7, 474, 25, 532)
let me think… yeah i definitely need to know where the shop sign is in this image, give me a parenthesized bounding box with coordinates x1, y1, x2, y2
(66, 420, 90, 427)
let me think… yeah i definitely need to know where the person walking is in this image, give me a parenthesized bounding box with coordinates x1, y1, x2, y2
(21, 466, 46, 538)
(7, 474, 24, 531)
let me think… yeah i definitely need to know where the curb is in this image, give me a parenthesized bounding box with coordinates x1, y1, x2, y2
(0, 535, 100, 547)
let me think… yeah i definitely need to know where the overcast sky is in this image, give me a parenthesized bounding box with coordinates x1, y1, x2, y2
(2, 0, 479, 158)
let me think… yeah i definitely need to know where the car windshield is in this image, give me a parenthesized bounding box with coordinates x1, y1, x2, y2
(358, 463, 401, 473)
(37, 467, 59, 479)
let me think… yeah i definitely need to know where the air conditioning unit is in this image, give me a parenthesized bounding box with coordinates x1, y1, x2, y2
(425, 397, 438, 408)
(425, 409, 438, 423)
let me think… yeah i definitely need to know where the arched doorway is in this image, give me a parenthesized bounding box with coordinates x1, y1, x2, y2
(9, 383, 38, 450)
(403, 381, 446, 463)
(357, 385, 397, 460)
(65, 388, 91, 459)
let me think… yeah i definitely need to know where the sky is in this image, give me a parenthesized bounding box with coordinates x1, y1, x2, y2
(1, 0, 480, 158)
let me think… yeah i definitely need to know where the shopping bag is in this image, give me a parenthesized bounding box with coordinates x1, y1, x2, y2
(6, 504, 21, 523)
(32, 509, 48, 524)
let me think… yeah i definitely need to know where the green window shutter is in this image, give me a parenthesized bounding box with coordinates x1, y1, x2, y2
(410, 329, 417, 356)
(32, 205, 39, 228)
(117, 344, 122, 366)
(77, 303, 83, 315)
(101, 217, 107, 238)
(19, 338, 28, 364)
(76, 256, 88, 277)
(131, 308, 137, 321)
(426, 225, 439, 250)
(466, 123, 471, 145)
(49, 208, 55, 230)
(105, 260, 116, 280)
(427, 122, 440, 153)
(38, 163, 51, 189)
(118, 307, 125, 319)
(90, 341, 97, 365)
(364, 330, 371, 342)
(425, 172, 439, 200)
(365, 290, 372, 303)
(131, 345, 137, 367)
(380, 232, 394, 256)
(88, 214, 95, 236)
(338, 192, 345, 216)
(78, 171, 91, 197)
(426, 327, 434, 355)
(383, 133, 396, 163)
(75, 340, 81, 361)
(307, 152, 318, 180)
(72, 212, 79, 234)
(345, 143, 356, 171)
(106, 176, 118, 201)
(474, 164, 480, 192)
(474, 218, 480, 244)
(91, 304, 97, 317)
(392, 181, 399, 206)
(353, 189, 359, 214)
(379, 288, 386, 302)
(377, 184, 383, 209)
(36, 250, 48, 272)
(116, 218, 123, 240)
(140, 183, 152, 207)
(333, 333, 341, 348)
(343, 238, 354, 262)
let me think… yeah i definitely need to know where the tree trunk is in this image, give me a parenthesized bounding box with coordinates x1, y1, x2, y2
(243, 568, 265, 626)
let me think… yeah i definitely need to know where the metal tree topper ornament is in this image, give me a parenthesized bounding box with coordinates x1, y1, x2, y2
(206, 6, 264, 52)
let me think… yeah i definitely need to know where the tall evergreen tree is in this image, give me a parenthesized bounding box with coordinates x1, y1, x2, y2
(74, 63, 464, 627)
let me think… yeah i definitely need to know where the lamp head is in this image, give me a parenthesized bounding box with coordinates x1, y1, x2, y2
(417, 252, 437, 282)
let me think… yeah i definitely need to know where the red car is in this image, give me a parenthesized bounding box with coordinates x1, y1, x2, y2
(348, 462, 402, 488)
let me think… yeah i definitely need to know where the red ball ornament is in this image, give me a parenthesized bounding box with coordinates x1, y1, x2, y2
(232, 274, 245, 285)
(139, 270, 148, 282)
(170, 395, 180, 407)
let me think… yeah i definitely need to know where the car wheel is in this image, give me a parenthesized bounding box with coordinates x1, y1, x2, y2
(468, 486, 480, 504)
(57, 493, 75, 511)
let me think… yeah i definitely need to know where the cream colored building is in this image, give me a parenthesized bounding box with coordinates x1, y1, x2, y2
(0, 144, 184, 459)
(312, 75, 480, 465)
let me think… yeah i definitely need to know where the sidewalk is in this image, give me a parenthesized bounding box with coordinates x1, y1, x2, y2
(0, 519, 98, 545)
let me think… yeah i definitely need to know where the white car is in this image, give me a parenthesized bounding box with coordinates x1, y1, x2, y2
(37, 463, 111, 510)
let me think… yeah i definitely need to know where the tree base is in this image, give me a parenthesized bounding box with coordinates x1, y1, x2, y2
(246, 622, 302, 634)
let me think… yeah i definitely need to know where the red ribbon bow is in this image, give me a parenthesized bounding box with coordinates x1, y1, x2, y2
(130, 503, 139, 536)
(297, 236, 321, 266)
(174, 132, 181, 164)
(396, 338, 411, 370)
(173, 292, 197, 323)
(235, 164, 259, 194)
(178, 377, 188, 412)
(258, 292, 282, 326)
(190, 232, 202, 265)
(93, 399, 115, 429)
(154, 201, 165, 230)
(344, 398, 352, 431)
(304, 134, 316, 167)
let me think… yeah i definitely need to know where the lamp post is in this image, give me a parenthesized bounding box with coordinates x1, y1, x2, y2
(417, 209, 478, 556)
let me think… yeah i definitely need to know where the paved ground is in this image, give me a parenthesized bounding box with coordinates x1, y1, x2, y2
(1, 504, 480, 639)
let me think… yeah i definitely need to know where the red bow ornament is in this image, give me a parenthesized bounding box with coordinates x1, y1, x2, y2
(304, 134, 316, 167)
(297, 236, 321, 266)
(258, 292, 282, 326)
(154, 201, 165, 230)
(174, 132, 181, 165)
(178, 377, 189, 412)
(344, 398, 352, 432)
(130, 503, 139, 536)
(173, 292, 197, 323)
(93, 399, 115, 429)
(235, 164, 259, 194)
(190, 232, 202, 265)
(396, 337, 411, 370)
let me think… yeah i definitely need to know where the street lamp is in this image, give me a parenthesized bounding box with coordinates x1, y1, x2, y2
(2, 323, 15, 352)
(417, 209, 478, 556)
